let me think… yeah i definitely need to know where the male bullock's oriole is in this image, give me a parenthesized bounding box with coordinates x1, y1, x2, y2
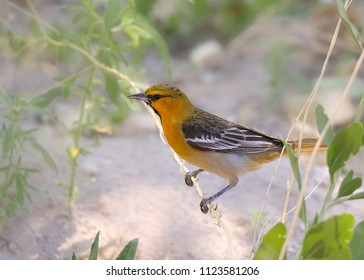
(129, 84, 325, 214)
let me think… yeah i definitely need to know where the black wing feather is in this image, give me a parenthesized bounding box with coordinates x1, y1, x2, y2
(182, 109, 283, 154)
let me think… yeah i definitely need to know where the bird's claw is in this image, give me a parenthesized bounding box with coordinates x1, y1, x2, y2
(184, 169, 203, 187)
(200, 198, 218, 214)
(184, 171, 195, 187)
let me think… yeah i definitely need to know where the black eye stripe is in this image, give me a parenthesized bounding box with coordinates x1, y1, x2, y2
(148, 94, 172, 102)
(150, 94, 161, 101)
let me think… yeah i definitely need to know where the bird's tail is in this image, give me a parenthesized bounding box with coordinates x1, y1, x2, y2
(290, 138, 327, 153)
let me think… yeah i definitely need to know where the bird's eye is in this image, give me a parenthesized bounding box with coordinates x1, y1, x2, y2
(150, 94, 161, 101)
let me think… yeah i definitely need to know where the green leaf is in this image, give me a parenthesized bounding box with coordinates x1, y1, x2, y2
(97, 48, 115, 67)
(315, 104, 334, 145)
(28, 140, 58, 173)
(20, 166, 39, 173)
(0, 90, 12, 108)
(337, 170, 362, 198)
(88, 231, 100, 260)
(285, 143, 301, 185)
(124, 9, 171, 75)
(322, 248, 352, 260)
(133, 0, 156, 14)
(71, 252, 77, 260)
(176, 0, 194, 13)
(116, 238, 139, 260)
(20, 128, 37, 136)
(253, 223, 286, 260)
(6, 30, 26, 54)
(30, 87, 70, 108)
(2, 123, 16, 159)
(103, 0, 121, 29)
(81, 0, 92, 9)
(348, 191, 364, 201)
(103, 72, 121, 106)
(15, 172, 25, 205)
(72, 10, 85, 25)
(301, 213, 354, 260)
(327, 122, 363, 183)
(283, 141, 306, 227)
(355, 95, 364, 122)
(336, 0, 363, 50)
(349, 220, 364, 259)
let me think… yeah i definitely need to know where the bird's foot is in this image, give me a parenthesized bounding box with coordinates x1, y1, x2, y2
(199, 198, 218, 214)
(184, 169, 204, 187)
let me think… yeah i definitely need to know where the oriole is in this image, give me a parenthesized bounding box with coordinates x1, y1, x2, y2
(128, 84, 326, 214)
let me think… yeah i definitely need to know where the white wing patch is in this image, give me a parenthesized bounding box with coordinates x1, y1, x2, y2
(185, 126, 281, 154)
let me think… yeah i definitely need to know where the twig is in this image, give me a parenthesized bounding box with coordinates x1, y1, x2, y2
(7, 0, 140, 93)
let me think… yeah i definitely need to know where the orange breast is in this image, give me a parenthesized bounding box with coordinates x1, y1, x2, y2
(161, 116, 260, 182)
(161, 115, 194, 159)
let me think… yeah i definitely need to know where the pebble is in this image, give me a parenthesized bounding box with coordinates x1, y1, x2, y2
(190, 40, 223, 68)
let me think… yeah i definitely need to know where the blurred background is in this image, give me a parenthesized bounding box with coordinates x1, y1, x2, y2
(0, 0, 363, 259)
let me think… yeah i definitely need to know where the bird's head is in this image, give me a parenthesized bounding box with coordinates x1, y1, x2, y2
(128, 84, 193, 117)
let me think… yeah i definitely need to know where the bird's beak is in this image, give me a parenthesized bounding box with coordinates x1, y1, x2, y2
(128, 92, 149, 103)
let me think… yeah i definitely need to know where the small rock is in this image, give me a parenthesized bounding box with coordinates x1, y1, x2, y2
(190, 40, 223, 68)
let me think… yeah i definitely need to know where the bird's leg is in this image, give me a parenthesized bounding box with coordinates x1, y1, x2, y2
(200, 178, 238, 214)
(184, 169, 204, 187)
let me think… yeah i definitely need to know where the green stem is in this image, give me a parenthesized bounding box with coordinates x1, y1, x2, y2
(0, 118, 18, 212)
(68, 66, 95, 203)
(354, 94, 364, 122)
(318, 177, 337, 221)
(0, 143, 14, 205)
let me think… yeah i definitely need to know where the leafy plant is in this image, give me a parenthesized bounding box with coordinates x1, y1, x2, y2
(318, 120, 363, 220)
(349, 220, 364, 260)
(253, 223, 286, 260)
(254, 0, 364, 260)
(254, 115, 364, 260)
(1, 0, 171, 204)
(72, 231, 139, 260)
(300, 213, 354, 260)
(0, 90, 57, 220)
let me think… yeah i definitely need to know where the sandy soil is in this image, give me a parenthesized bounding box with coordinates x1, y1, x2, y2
(0, 2, 363, 260)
